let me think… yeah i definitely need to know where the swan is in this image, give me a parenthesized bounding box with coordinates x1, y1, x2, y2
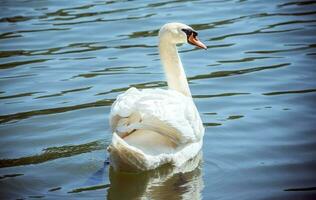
(107, 22, 207, 172)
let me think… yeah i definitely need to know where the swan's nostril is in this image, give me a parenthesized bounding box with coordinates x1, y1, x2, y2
(188, 34, 207, 50)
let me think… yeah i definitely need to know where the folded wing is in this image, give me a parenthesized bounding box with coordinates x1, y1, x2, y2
(110, 87, 204, 145)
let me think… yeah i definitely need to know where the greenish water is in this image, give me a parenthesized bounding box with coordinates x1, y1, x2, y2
(1, 0, 316, 199)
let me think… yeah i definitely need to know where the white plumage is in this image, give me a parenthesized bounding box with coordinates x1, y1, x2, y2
(107, 23, 207, 171)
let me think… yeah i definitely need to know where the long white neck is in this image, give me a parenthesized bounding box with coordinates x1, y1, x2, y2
(159, 38, 191, 97)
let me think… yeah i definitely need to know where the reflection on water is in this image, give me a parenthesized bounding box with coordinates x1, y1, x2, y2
(108, 153, 203, 200)
(1, 0, 316, 199)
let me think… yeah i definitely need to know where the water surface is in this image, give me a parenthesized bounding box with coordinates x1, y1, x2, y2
(1, 0, 316, 199)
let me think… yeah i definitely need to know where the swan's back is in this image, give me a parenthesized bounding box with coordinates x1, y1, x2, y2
(108, 87, 204, 171)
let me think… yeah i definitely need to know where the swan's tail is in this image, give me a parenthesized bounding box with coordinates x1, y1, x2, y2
(107, 132, 152, 172)
(108, 114, 187, 171)
(108, 114, 197, 171)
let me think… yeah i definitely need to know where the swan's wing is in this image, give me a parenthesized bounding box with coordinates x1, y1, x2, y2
(110, 87, 204, 144)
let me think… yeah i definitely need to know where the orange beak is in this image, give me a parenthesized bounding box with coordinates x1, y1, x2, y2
(188, 33, 207, 50)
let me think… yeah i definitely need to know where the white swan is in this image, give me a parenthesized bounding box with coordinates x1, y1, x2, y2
(107, 22, 207, 172)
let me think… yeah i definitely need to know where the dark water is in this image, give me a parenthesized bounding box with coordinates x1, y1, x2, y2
(1, 0, 316, 199)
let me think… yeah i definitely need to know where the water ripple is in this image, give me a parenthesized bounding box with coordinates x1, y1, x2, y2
(263, 88, 316, 96)
(189, 63, 290, 80)
(0, 99, 113, 123)
(0, 140, 107, 168)
(0, 0, 316, 199)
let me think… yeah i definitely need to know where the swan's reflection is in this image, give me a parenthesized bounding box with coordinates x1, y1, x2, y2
(107, 152, 203, 200)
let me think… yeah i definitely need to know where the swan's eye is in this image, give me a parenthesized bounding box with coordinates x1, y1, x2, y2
(192, 30, 198, 37)
(181, 28, 198, 38)
(181, 28, 192, 36)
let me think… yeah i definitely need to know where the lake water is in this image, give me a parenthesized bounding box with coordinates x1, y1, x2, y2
(1, 0, 316, 199)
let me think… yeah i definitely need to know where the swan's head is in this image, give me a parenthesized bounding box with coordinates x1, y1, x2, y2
(159, 22, 207, 49)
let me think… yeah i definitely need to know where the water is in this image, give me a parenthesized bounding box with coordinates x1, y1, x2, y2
(1, 0, 316, 199)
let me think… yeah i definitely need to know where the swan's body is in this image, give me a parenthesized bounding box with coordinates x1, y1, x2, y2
(108, 23, 207, 171)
